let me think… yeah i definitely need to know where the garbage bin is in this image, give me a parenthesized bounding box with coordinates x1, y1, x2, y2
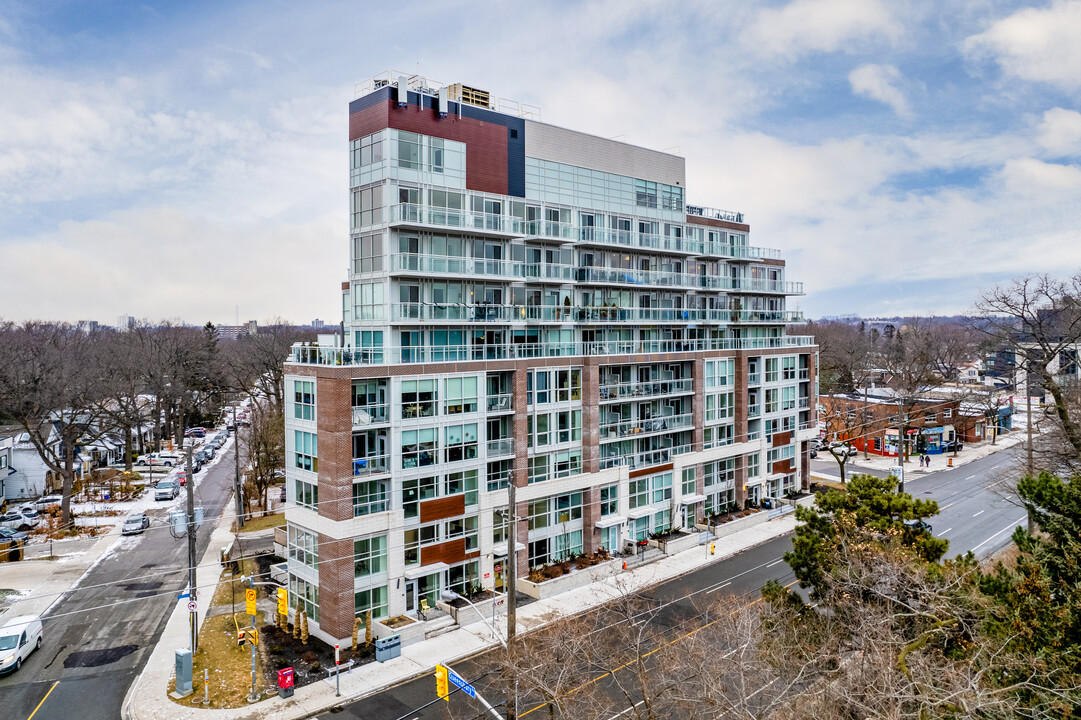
(375, 634, 401, 662)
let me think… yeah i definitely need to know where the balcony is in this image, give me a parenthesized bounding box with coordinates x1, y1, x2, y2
(486, 394, 513, 412)
(352, 404, 388, 427)
(747, 373, 761, 386)
(599, 443, 694, 470)
(598, 412, 693, 440)
(598, 379, 693, 402)
(352, 454, 391, 477)
(798, 397, 810, 410)
(387, 203, 525, 237)
(486, 438, 514, 458)
(685, 204, 747, 224)
(747, 404, 762, 419)
(287, 335, 817, 367)
(389, 253, 516, 279)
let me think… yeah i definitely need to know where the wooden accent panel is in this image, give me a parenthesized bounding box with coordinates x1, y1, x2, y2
(420, 494, 465, 524)
(773, 459, 793, 475)
(685, 215, 751, 232)
(772, 431, 793, 448)
(629, 462, 673, 479)
(422, 538, 466, 566)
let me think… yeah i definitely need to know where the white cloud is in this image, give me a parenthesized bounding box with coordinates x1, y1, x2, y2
(849, 63, 911, 117)
(964, 0, 1081, 91)
(1037, 107, 1081, 156)
(740, 0, 902, 60)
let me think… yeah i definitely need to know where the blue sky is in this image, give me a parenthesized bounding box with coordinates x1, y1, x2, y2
(2, 0, 1080, 324)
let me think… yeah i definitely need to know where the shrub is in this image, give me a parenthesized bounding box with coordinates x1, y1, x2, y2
(300, 650, 318, 663)
(310, 661, 321, 672)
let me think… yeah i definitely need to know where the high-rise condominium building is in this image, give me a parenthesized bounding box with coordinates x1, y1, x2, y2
(283, 75, 817, 644)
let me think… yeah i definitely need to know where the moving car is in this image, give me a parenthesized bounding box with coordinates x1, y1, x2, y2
(903, 518, 933, 534)
(0, 615, 43, 674)
(121, 512, 150, 535)
(0, 527, 27, 562)
(154, 480, 179, 501)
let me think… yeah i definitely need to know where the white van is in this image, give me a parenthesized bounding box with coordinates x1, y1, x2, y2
(0, 615, 43, 674)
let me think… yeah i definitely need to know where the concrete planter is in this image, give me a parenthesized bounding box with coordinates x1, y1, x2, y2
(519, 558, 623, 600)
(436, 593, 507, 626)
(373, 616, 427, 648)
(648, 531, 701, 555)
(699, 510, 769, 539)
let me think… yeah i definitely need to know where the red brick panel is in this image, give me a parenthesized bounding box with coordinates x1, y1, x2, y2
(316, 377, 355, 523)
(317, 533, 354, 640)
(771, 431, 792, 448)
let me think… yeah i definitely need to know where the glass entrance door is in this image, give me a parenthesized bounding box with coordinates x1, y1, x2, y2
(405, 580, 417, 613)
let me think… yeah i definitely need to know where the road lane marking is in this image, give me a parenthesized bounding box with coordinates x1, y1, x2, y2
(707, 581, 733, 594)
(937, 528, 952, 537)
(606, 700, 645, 719)
(941, 502, 956, 510)
(972, 510, 984, 517)
(972, 517, 1026, 553)
(766, 560, 783, 568)
(966, 474, 977, 480)
(26, 681, 59, 720)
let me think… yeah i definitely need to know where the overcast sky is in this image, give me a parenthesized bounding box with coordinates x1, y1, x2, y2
(2, 0, 1080, 325)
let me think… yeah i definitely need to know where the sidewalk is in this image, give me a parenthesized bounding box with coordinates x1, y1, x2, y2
(813, 431, 1026, 482)
(0, 526, 123, 622)
(123, 499, 810, 720)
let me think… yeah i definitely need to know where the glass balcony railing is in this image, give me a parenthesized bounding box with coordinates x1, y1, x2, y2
(598, 412, 693, 440)
(599, 443, 695, 470)
(388, 203, 525, 235)
(288, 335, 817, 367)
(486, 394, 513, 412)
(352, 454, 391, 477)
(352, 404, 388, 426)
(747, 404, 762, 419)
(747, 373, 761, 386)
(598, 378, 693, 401)
(486, 438, 514, 457)
(387, 303, 802, 325)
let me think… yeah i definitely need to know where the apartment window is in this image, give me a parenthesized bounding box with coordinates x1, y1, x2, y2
(287, 525, 318, 569)
(401, 380, 437, 418)
(652, 509, 672, 534)
(628, 477, 648, 509)
(351, 184, 383, 228)
(354, 586, 388, 622)
(401, 475, 437, 520)
(293, 380, 314, 421)
(353, 480, 388, 516)
(351, 132, 384, 169)
(943, 408, 952, 418)
(294, 478, 317, 509)
(528, 368, 581, 406)
(528, 454, 549, 484)
(493, 509, 508, 545)
(293, 431, 317, 472)
(444, 424, 478, 463)
(765, 358, 779, 383)
(354, 535, 387, 578)
(551, 450, 582, 479)
(704, 425, 734, 448)
(487, 459, 512, 491)
(556, 410, 582, 443)
(765, 388, 779, 414)
(445, 470, 479, 506)
(289, 574, 319, 622)
(353, 282, 385, 321)
(705, 358, 734, 389)
(781, 386, 796, 411)
(635, 179, 658, 208)
(782, 356, 797, 380)
(681, 467, 696, 496)
(748, 454, 761, 478)
(445, 377, 478, 414)
(397, 130, 421, 169)
(401, 428, 437, 469)
(355, 330, 384, 363)
(352, 231, 384, 274)
(528, 500, 549, 530)
(705, 392, 734, 422)
(600, 485, 618, 516)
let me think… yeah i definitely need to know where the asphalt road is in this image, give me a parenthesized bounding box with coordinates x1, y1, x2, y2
(2, 441, 240, 720)
(335, 443, 1029, 720)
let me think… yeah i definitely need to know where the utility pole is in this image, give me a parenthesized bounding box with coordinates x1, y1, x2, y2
(504, 478, 517, 720)
(896, 397, 906, 494)
(1026, 367, 1035, 534)
(185, 442, 198, 652)
(233, 404, 244, 529)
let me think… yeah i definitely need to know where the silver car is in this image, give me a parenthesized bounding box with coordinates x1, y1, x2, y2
(121, 513, 150, 535)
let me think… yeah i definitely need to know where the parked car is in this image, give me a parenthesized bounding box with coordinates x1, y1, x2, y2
(184, 427, 206, 438)
(903, 518, 933, 534)
(0, 507, 40, 532)
(154, 480, 179, 501)
(809, 448, 818, 458)
(942, 440, 964, 452)
(176, 471, 187, 487)
(0, 615, 43, 674)
(827, 442, 858, 457)
(121, 513, 150, 535)
(32, 495, 62, 508)
(279, 485, 287, 503)
(137, 452, 183, 467)
(0, 527, 27, 562)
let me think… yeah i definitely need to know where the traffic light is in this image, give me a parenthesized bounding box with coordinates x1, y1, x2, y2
(435, 664, 449, 701)
(249, 628, 258, 646)
(236, 630, 246, 646)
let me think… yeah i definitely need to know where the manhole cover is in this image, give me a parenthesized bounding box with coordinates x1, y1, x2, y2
(122, 582, 162, 591)
(64, 644, 138, 668)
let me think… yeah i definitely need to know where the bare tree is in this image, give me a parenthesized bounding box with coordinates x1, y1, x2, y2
(224, 319, 314, 418)
(243, 399, 284, 515)
(0, 323, 111, 525)
(881, 318, 941, 462)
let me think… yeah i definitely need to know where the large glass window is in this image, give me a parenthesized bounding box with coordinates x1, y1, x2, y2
(289, 574, 319, 621)
(402, 475, 437, 519)
(351, 184, 383, 228)
(293, 430, 317, 472)
(445, 377, 478, 414)
(354, 535, 387, 578)
(397, 130, 421, 169)
(292, 380, 314, 421)
(401, 380, 437, 418)
(444, 424, 478, 463)
(294, 478, 317, 509)
(287, 525, 318, 568)
(353, 480, 388, 516)
(354, 586, 388, 622)
(445, 469, 479, 506)
(600, 485, 618, 516)
(401, 428, 437, 468)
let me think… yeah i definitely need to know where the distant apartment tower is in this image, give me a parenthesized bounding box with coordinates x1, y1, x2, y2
(283, 74, 817, 645)
(117, 315, 135, 331)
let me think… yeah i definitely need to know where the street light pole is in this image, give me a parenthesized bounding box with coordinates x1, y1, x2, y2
(185, 442, 198, 653)
(233, 404, 244, 529)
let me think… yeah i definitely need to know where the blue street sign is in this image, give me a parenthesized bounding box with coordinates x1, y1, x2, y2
(177, 592, 189, 599)
(447, 667, 476, 698)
